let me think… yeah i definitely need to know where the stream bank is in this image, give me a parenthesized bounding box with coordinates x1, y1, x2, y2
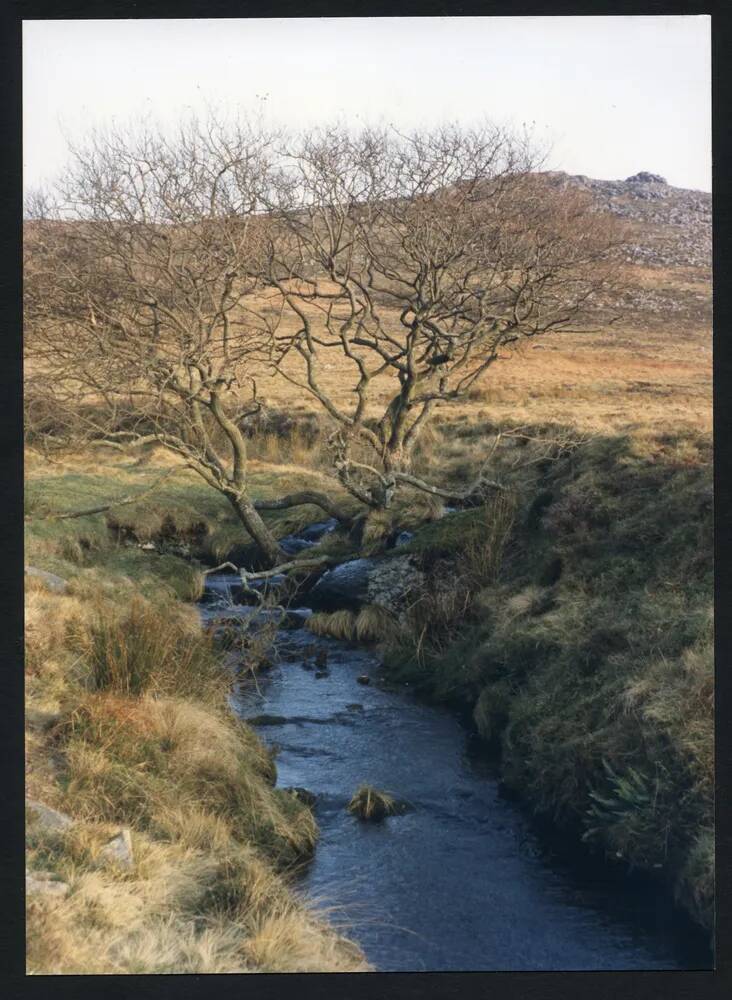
(199, 515, 712, 971)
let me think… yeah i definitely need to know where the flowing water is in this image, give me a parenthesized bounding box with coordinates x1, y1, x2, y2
(200, 532, 712, 972)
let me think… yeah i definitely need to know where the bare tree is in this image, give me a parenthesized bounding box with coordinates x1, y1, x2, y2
(25, 118, 625, 567)
(24, 119, 350, 567)
(261, 124, 625, 507)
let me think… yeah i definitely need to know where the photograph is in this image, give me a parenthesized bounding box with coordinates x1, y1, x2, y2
(22, 14, 714, 974)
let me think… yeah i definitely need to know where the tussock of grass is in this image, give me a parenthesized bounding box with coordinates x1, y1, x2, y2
(306, 610, 358, 641)
(67, 598, 225, 700)
(59, 694, 319, 863)
(354, 605, 399, 643)
(27, 682, 363, 973)
(347, 785, 400, 821)
(307, 606, 398, 644)
(26, 823, 367, 973)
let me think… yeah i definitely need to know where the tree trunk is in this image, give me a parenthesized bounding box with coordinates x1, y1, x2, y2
(253, 490, 353, 527)
(227, 493, 286, 568)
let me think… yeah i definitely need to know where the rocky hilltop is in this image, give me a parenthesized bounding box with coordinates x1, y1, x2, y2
(544, 170, 712, 269)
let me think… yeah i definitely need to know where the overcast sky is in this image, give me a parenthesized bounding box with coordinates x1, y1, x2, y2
(23, 16, 711, 192)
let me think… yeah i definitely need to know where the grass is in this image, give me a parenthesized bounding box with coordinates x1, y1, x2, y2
(67, 598, 225, 699)
(305, 605, 397, 644)
(382, 424, 713, 931)
(306, 609, 358, 641)
(25, 448, 358, 570)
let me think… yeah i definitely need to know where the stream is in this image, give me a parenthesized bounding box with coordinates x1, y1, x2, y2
(199, 523, 712, 972)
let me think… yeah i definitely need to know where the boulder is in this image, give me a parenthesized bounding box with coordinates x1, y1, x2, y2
(283, 787, 318, 808)
(307, 553, 424, 613)
(366, 554, 425, 615)
(307, 558, 376, 612)
(24, 567, 68, 595)
(26, 799, 74, 833)
(99, 829, 134, 869)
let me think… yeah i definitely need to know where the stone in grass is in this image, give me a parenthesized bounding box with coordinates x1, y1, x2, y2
(100, 829, 134, 869)
(347, 784, 406, 822)
(26, 799, 74, 833)
(356, 674, 371, 686)
(26, 871, 70, 899)
(24, 566, 69, 594)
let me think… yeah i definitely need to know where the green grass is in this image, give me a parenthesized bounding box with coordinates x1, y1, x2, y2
(25, 456, 359, 576)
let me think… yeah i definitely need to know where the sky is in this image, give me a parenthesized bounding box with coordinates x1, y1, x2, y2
(23, 16, 711, 193)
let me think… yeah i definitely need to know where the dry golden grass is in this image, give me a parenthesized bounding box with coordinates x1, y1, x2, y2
(247, 283, 711, 440)
(306, 609, 358, 641)
(306, 606, 397, 643)
(354, 605, 399, 643)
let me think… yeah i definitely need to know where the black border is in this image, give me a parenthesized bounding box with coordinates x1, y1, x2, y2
(2, 3, 730, 999)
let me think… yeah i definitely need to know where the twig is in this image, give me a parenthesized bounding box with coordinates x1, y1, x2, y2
(203, 562, 239, 576)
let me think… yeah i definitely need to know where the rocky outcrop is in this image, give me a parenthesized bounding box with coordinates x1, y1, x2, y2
(366, 555, 425, 620)
(542, 170, 711, 269)
(308, 558, 375, 611)
(625, 171, 667, 185)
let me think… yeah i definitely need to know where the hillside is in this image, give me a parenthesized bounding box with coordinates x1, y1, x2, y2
(247, 170, 711, 442)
